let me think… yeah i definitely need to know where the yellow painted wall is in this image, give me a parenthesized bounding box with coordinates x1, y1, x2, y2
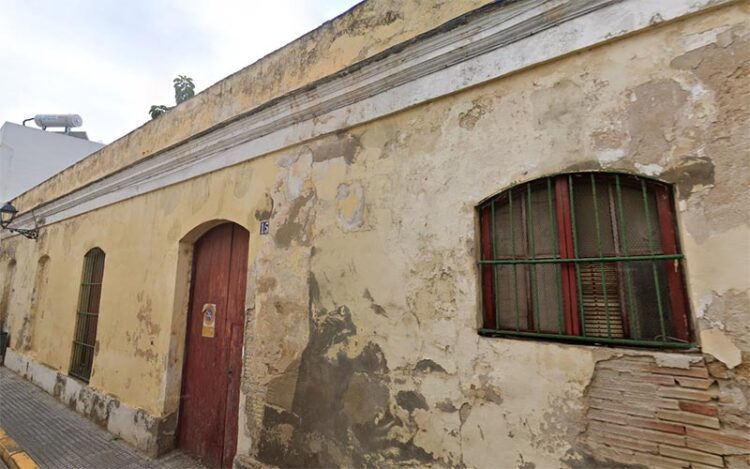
(2, 158, 277, 415)
(1, 1, 748, 466)
(12, 0, 494, 213)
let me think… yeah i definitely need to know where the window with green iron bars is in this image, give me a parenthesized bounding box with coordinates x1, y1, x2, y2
(69, 247, 106, 382)
(478, 173, 692, 348)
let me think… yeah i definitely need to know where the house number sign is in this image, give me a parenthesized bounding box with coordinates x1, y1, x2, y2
(202, 303, 216, 338)
(260, 220, 270, 235)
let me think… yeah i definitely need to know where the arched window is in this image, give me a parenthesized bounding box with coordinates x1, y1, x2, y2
(478, 173, 691, 348)
(70, 248, 106, 382)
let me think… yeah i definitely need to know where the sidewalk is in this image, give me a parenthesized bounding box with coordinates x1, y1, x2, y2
(0, 366, 204, 469)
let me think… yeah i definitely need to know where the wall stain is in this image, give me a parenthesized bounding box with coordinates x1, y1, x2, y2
(255, 273, 437, 467)
(274, 192, 314, 249)
(459, 98, 492, 130)
(233, 165, 254, 199)
(436, 399, 458, 413)
(257, 277, 278, 294)
(343, 9, 403, 37)
(414, 358, 447, 374)
(126, 292, 161, 364)
(459, 402, 472, 425)
(336, 182, 365, 231)
(468, 376, 503, 406)
(531, 79, 584, 128)
(626, 79, 688, 162)
(254, 193, 275, 221)
(14, 315, 31, 350)
(396, 390, 428, 413)
(671, 28, 750, 235)
(517, 453, 536, 469)
(660, 156, 715, 198)
(363, 288, 388, 318)
(311, 132, 362, 165)
(381, 130, 410, 159)
(135, 292, 161, 336)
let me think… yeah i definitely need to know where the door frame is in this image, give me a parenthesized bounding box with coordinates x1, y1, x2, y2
(163, 219, 250, 463)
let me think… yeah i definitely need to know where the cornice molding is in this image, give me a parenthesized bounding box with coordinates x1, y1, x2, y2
(4, 0, 734, 237)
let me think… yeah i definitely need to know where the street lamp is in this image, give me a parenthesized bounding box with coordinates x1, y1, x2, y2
(0, 202, 17, 226)
(0, 202, 38, 239)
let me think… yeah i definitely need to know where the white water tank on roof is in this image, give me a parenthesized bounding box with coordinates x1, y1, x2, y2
(33, 114, 83, 129)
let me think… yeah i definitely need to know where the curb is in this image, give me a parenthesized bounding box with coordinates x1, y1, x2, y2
(0, 427, 39, 469)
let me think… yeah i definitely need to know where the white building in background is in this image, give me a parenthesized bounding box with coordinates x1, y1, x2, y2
(0, 122, 103, 202)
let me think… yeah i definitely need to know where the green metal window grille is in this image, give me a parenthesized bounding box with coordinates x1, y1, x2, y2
(69, 248, 106, 382)
(478, 173, 693, 348)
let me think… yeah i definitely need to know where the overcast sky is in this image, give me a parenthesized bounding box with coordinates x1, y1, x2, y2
(0, 0, 361, 144)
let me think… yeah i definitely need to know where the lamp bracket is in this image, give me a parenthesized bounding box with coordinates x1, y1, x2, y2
(1, 209, 39, 240)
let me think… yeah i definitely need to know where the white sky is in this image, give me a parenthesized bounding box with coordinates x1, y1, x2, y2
(0, 0, 361, 144)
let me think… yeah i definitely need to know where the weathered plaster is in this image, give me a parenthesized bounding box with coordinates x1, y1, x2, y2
(701, 329, 742, 370)
(6, 0, 735, 236)
(10, 0, 494, 213)
(4, 349, 175, 457)
(238, 5, 749, 465)
(572, 355, 750, 468)
(1, 1, 748, 467)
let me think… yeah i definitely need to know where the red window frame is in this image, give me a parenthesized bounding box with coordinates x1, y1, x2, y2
(479, 173, 691, 346)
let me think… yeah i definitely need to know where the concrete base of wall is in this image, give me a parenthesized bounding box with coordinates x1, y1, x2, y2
(3, 349, 176, 458)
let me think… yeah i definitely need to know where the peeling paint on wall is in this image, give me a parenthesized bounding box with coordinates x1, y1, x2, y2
(573, 355, 749, 468)
(1, 2, 749, 467)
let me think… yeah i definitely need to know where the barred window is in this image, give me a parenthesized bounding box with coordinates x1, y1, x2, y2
(478, 173, 692, 348)
(69, 248, 106, 382)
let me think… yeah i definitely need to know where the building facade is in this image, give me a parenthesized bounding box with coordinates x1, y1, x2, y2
(0, 122, 103, 202)
(1, 0, 749, 467)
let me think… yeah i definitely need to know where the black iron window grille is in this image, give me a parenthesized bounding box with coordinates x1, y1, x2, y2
(478, 173, 693, 348)
(69, 248, 106, 382)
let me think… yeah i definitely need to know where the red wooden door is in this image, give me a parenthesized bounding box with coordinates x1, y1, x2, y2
(178, 223, 248, 468)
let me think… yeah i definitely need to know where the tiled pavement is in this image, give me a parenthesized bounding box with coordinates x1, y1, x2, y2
(0, 366, 204, 469)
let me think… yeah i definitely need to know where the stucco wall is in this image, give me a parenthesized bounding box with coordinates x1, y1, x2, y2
(11, 0, 493, 213)
(1, 1, 748, 467)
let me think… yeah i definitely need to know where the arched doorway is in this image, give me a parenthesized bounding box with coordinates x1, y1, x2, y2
(177, 222, 249, 468)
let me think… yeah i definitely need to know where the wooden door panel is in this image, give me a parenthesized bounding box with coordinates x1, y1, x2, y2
(221, 226, 249, 466)
(178, 223, 248, 468)
(222, 323, 243, 466)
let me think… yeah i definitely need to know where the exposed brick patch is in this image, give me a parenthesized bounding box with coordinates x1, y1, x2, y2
(656, 410, 720, 429)
(658, 386, 718, 402)
(659, 444, 724, 467)
(679, 401, 719, 417)
(590, 432, 660, 454)
(685, 427, 750, 451)
(628, 415, 687, 435)
(589, 421, 686, 446)
(649, 364, 710, 379)
(634, 373, 678, 386)
(675, 377, 715, 390)
(579, 356, 750, 468)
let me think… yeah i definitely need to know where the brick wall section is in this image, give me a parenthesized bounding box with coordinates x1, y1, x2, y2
(580, 355, 750, 468)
